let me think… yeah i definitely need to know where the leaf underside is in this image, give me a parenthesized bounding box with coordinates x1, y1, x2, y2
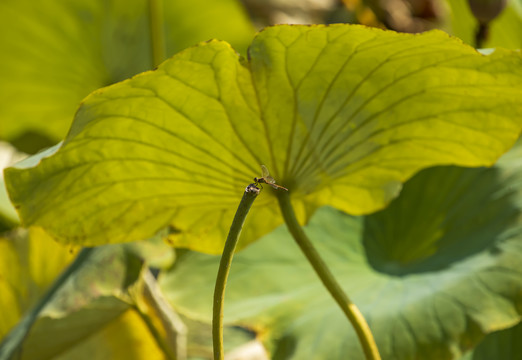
(5, 24, 522, 252)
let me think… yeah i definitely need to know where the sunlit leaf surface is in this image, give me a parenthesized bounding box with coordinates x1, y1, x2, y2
(159, 144, 522, 359)
(6, 24, 522, 253)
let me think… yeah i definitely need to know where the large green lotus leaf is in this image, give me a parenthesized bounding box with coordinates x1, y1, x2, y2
(0, 0, 254, 146)
(5, 24, 522, 253)
(159, 144, 522, 359)
(446, 0, 522, 49)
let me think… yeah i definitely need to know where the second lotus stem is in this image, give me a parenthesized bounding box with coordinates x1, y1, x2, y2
(276, 191, 381, 360)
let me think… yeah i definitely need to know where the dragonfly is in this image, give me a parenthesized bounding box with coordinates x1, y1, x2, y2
(254, 165, 288, 191)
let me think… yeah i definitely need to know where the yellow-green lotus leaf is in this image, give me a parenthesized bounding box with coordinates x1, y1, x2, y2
(5, 25, 522, 253)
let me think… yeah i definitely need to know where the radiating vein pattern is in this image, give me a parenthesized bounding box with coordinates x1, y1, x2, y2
(249, 25, 522, 212)
(5, 24, 522, 252)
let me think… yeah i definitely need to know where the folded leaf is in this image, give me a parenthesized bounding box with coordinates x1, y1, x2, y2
(5, 24, 522, 252)
(0, 246, 148, 360)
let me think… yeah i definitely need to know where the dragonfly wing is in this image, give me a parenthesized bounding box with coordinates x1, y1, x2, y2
(261, 165, 276, 184)
(261, 165, 270, 178)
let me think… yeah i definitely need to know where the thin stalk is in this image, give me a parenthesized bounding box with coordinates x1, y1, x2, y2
(276, 191, 381, 360)
(213, 184, 260, 360)
(475, 22, 488, 49)
(148, 0, 166, 67)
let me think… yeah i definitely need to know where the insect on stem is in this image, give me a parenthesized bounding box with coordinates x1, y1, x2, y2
(254, 165, 288, 191)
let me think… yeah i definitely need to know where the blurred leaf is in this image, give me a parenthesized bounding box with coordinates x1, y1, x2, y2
(0, 0, 254, 147)
(0, 245, 160, 360)
(18, 297, 132, 360)
(0, 228, 77, 340)
(0, 236, 23, 340)
(125, 234, 176, 270)
(159, 144, 522, 359)
(460, 322, 522, 360)
(5, 24, 522, 253)
(175, 315, 258, 359)
(0, 142, 24, 229)
(51, 310, 166, 360)
(27, 228, 79, 295)
(446, 0, 522, 48)
(164, 0, 254, 56)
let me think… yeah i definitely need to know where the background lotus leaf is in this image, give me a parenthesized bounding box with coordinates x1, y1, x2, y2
(462, 322, 522, 360)
(0, 228, 77, 340)
(0, 0, 254, 151)
(0, 245, 172, 360)
(159, 143, 522, 359)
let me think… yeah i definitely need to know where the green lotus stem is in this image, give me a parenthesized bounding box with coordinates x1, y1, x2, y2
(148, 0, 166, 67)
(276, 191, 381, 360)
(213, 184, 260, 360)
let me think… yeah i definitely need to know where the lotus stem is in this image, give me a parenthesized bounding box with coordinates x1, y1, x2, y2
(148, 0, 166, 67)
(213, 184, 260, 360)
(276, 191, 381, 360)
